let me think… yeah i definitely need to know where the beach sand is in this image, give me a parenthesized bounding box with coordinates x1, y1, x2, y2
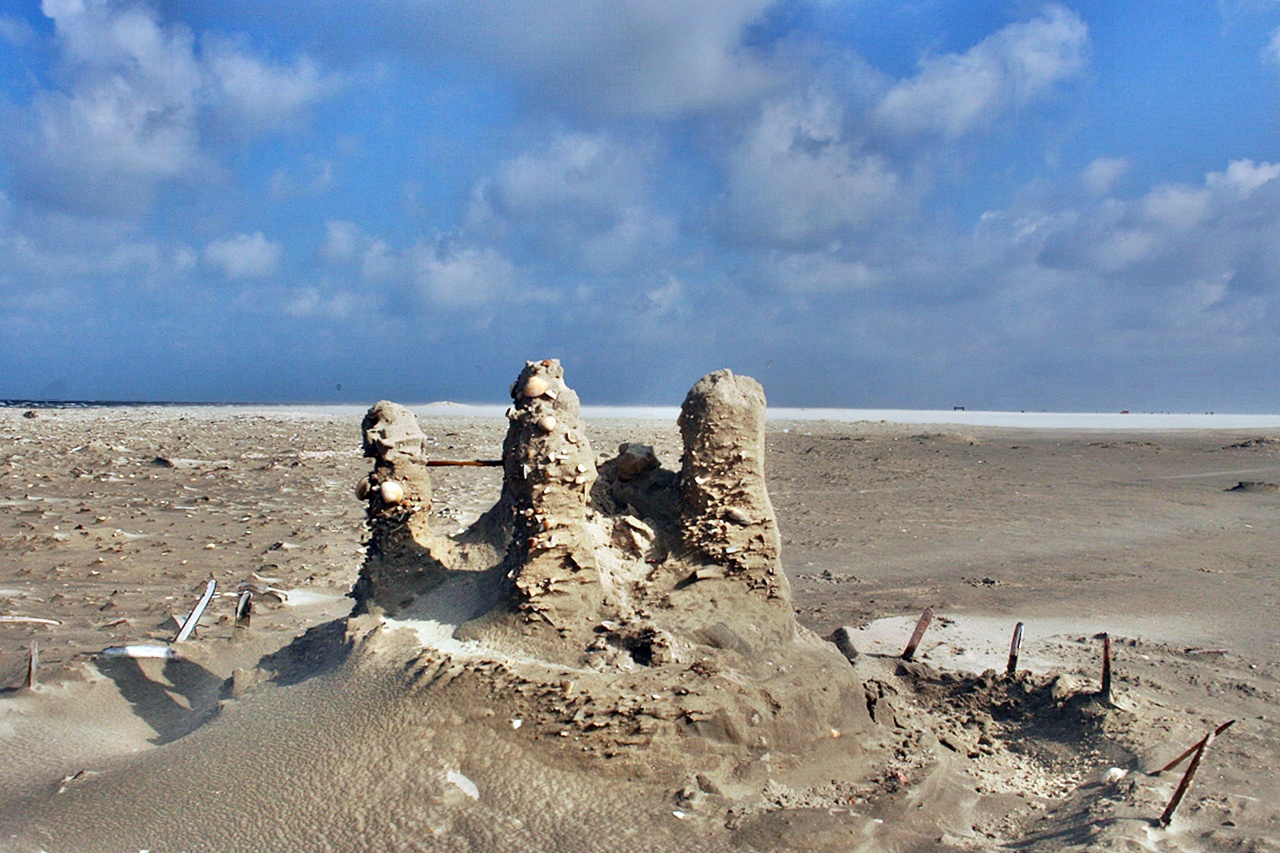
(1, 406, 1278, 851)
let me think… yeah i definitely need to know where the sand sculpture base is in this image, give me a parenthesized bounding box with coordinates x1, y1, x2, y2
(348, 361, 873, 796)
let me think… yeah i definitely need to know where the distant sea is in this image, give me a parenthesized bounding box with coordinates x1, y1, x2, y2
(6, 400, 1280, 430)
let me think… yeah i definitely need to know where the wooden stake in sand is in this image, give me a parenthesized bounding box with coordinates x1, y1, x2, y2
(1158, 720, 1236, 774)
(901, 607, 933, 661)
(26, 641, 37, 689)
(1159, 728, 1221, 827)
(1006, 622, 1025, 675)
(1100, 633, 1113, 703)
(174, 579, 216, 643)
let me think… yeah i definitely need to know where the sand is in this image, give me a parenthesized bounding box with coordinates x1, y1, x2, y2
(1, 400, 1278, 852)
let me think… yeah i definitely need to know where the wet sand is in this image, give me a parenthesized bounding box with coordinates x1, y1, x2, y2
(1, 408, 1278, 851)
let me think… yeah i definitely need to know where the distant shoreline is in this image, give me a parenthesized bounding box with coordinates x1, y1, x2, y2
(6, 400, 1280, 430)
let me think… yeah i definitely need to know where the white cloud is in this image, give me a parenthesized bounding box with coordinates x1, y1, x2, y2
(6, 0, 334, 219)
(874, 5, 1088, 137)
(204, 231, 283, 279)
(724, 91, 901, 247)
(405, 0, 777, 118)
(407, 242, 520, 308)
(1081, 157, 1130, 196)
(319, 220, 363, 262)
(1207, 158, 1280, 197)
(204, 36, 334, 132)
(467, 131, 677, 272)
(1264, 25, 1280, 65)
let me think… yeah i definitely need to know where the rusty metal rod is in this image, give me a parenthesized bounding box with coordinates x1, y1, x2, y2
(1159, 729, 1218, 827)
(1158, 720, 1235, 774)
(1006, 622, 1025, 675)
(902, 607, 933, 661)
(426, 460, 503, 467)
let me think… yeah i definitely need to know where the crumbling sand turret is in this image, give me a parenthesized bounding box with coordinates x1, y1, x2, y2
(497, 360, 604, 625)
(678, 370, 786, 598)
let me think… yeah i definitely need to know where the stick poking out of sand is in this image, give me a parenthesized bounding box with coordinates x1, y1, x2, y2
(174, 580, 217, 643)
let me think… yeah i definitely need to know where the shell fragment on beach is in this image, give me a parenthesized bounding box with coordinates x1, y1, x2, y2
(100, 645, 178, 659)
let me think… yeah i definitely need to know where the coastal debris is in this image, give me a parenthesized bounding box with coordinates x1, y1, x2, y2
(830, 626, 858, 663)
(0, 615, 61, 626)
(26, 641, 37, 689)
(1100, 633, 1113, 703)
(901, 607, 933, 661)
(100, 645, 178, 659)
(1157, 720, 1236, 774)
(235, 590, 252, 627)
(1006, 621, 1025, 675)
(173, 579, 216, 643)
(1159, 728, 1220, 827)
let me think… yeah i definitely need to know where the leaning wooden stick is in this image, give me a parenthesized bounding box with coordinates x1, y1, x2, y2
(1101, 633, 1113, 702)
(26, 641, 38, 689)
(174, 579, 217, 643)
(426, 460, 503, 467)
(902, 607, 934, 661)
(1158, 720, 1235, 774)
(1159, 730, 1217, 827)
(1006, 622, 1025, 675)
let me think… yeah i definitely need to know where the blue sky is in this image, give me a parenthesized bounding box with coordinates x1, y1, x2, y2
(2, 0, 1280, 410)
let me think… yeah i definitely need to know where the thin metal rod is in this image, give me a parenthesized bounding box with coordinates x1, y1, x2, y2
(902, 607, 934, 661)
(1159, 730, 1217, 827)
(1158, 720, 1235, 774)
(26, 641, 37, 689)
(426, 460, 503, 467)
(1006, 622, 1025, 675)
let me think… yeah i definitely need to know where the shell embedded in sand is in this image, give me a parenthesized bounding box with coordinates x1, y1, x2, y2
(522, 376, 550, 398)
(355, 479, 371, 500)
(537, 415, 557, 433)
(379, 480, 405, 504)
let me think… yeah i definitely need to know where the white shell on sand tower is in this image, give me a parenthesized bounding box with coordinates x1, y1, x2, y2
(522, 376, 550, 399)
(537, 415, 557, 433)
(379, 480, 405, 504)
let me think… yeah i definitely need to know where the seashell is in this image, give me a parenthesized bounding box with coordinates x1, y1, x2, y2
(380, 480, 405, 504)
(566, 429, 580, 444)
(543, 388, 558, 401)
(355, 479, 371, 500)
(537, 415, 557, 433)
(522, 376, 549, 398)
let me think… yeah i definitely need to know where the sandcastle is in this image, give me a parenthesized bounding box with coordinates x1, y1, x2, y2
(349, 360, 873, 792)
